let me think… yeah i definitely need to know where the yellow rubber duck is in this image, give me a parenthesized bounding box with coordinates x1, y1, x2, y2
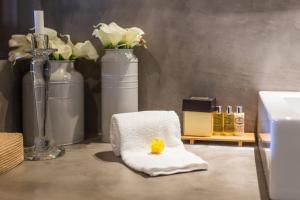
(151, 138, 165, 154)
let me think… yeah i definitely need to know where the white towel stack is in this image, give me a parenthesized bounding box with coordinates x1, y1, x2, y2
(110, 111, 208, 176)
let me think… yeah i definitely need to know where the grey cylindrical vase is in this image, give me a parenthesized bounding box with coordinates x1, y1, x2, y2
(101, 49, 138, 143)
(23, 60, 84, 146)
(46, 60, 84, 145)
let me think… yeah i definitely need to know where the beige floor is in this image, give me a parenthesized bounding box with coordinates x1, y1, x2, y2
(0, 141, 265, 200)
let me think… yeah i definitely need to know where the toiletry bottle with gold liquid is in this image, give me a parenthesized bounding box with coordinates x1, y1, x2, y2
(223, 105, 235, 136)
(213, 106, 223, 135)
(234, 106, 245, 136)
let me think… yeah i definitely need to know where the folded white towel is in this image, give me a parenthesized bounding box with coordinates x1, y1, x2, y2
(110, 111, 208, 176)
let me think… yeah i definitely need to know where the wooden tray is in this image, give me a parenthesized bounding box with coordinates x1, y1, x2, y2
(0, 133, 24, 174)
(181, 133, 256, 147)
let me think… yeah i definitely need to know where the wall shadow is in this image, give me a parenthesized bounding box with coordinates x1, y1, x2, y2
(0, 60, 29, 132)
(94, 151, 122, 163)
(75, 59, 101, 139)
(94, 150, 151, 178)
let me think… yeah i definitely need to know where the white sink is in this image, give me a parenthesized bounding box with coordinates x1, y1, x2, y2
(258, 91, 300, 200)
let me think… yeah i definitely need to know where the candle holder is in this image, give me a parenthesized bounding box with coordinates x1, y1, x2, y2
(24, 33, 65, 161)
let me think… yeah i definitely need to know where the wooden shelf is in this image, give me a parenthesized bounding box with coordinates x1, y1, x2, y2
(259, 133, 270, 143)
(0, 133, 24, 174)
(181, 133, 256, 147)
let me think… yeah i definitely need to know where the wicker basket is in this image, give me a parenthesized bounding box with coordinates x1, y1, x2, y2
(0, 133, 24, 174)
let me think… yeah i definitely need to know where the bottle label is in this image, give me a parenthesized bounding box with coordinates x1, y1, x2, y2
(213, 114, 223, 132)
(234, 116, 244, 133)
(235, 117, 244, 125)
(224, 115, 234, 132)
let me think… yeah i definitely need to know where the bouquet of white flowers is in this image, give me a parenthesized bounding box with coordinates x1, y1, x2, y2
(8, 27, 99, 63)
(92, 22, 146, 49)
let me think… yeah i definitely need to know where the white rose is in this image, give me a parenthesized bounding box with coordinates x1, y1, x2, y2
(60, 34, 74, 47)
(73, 40, 99, 61)
(93, 24, 111, 47)
(109, 22, 127, 39)
(93, 22, 126, 47)
(60, 34, 99, 60)
(44, 28, 58, 40)
(8, 49, 31, 62)
(9, 27, 99, 62)
(50, 38, 72, 60)
(8, 34, 30, 48)
(8, 34, 32, 62)
(125, 27, 144, 48)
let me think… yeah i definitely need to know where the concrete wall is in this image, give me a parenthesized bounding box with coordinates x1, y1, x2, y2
(2, 0, 300, 135)
(0, 60, 26, 132)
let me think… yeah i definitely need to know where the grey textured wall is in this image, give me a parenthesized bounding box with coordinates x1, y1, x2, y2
(0, 60, 27, 132)
(2, 0, 300, 135)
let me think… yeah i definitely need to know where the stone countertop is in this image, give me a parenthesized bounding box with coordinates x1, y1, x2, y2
(0, 140, 263, 200)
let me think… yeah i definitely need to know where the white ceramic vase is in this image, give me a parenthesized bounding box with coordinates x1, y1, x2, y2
(101, 49, 138, 142)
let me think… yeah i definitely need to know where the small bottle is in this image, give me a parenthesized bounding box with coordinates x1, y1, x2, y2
(234, 106, 245, 136)
(213, 106, 223, 135)
(223, 105, 235, 136)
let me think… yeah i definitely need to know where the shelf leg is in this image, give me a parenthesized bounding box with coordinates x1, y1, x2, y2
(238, 141, 243, 147)
(190, 140, 195, 145)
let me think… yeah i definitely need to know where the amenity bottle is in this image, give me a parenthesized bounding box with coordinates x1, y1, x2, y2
(223, 106, 234, 136)
(213, 106, 223, 135)
(234, 106, 245, 136)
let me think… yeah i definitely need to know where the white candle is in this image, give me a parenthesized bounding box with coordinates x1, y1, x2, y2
(34, 10, 44, 34)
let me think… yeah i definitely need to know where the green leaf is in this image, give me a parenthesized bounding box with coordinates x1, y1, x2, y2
(58, 54, 63, 60)
(49, 54, 57, 60)
(69, 54, 76, 60)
